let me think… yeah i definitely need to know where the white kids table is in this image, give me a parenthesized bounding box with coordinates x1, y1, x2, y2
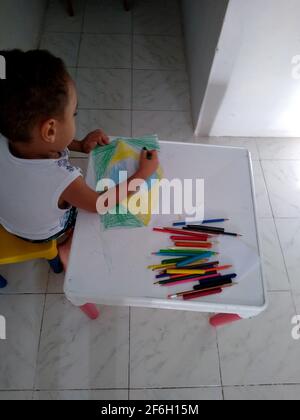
(64, 141, 267, 326)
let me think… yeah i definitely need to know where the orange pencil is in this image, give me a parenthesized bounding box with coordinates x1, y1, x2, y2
(174, 241, 212, 248)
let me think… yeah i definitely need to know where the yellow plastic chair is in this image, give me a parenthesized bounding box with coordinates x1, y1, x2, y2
(0, 225, 63, 288)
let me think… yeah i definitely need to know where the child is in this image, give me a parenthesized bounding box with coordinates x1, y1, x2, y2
(0, 49, 159, 243)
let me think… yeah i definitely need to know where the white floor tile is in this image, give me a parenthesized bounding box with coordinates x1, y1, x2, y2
(76, 109, 131, 139)
(261, 160, 300, 217)
(36, 295, 129, 389)
(257, 218, 290, 291)
(0, 391, 33, 400)
(40, 32, 81, 67)
(44, 0, 85, 33)
(133, 35, 185, 70)
(0, 260, 48, 294)
(257, 138, 300, 160)
(252, 161, 273, 218)
(0, 295, 44, 390)
(224, 385, 300, 400)
(84, 0, 132, 34)
(294, 291, 300, 314)
(78, 34, 131, 68)
(275, 219, 300, 292)
(218, 292, 300, 386)
(132, 110, 194, 141)
(34, 389, 128, 400)
(133, 0, 182, 36)
(77, 68, 131, 109)
(47, 271, 65, 294)
(130, 388, 223, 400)
(133, 70, 190, 111)
(130, 308, 221, 388)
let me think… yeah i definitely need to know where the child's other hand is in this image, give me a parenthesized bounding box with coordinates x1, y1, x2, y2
(81, 129, 110, 153)
(137, 149, 159, 179)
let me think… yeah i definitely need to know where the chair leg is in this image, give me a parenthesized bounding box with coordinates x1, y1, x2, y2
(48, 255, 64, 274)
(80, 303, 100, 320)
(0, 275, 7, 289)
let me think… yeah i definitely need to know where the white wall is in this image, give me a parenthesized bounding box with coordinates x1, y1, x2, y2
(181, 0, 229, 127)
(196, 0, 300, 137)
(0, 0, 47, 50)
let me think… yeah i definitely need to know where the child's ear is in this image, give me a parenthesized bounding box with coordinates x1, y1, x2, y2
(41, 119, 57, 144)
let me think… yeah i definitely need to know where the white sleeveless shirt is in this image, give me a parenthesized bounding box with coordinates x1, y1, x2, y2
(0, 136, 82, 240)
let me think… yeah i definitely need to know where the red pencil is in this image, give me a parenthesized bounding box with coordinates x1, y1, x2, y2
(170, 235, 209, 241)
(153, 227, 213, 239)
(183, 288, 223, 301)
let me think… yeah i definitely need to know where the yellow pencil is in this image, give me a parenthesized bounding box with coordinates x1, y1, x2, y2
(166, 269, 206, 275)
(147, 263, 176, 270)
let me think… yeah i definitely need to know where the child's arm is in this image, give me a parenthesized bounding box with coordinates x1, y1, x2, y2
(60, 150, 159, 213)
(68, 129, 110, 154)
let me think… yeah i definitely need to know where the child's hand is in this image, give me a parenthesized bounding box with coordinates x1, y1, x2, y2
(81, 129, 110, 153)
(137, 149, 159, 180)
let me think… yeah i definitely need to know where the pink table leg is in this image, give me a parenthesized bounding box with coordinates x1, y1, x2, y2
(209, 313, 242, 327)
(58, 235, 100, 320)
(80, 303, 100, 320)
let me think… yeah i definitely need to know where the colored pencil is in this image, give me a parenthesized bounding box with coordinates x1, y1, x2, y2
(155, 264, 211, 279)
(176, 254, 213, 266)
(184, 226, 242, 237)
(193, 275, 237, 291)
(155, 273, 222, 286)
(185, 225, 225, 233)
(153, 253, 217, 259)
(169, 247, 214, 252)
(166, 265, 232, 275)
(161, 257, 190, 264)
(173, 242, 213, 248)
(150, 259, 215, 271)
(182, 288, 223, 300)
(168, 283, 235, 299)
(147, 263, 176, 270)
(153, 227, 214, 238)
(177, 261, 219, 270)
(170, 235, 209, 241)
(155, 268, 219, 280)
(161, 271, 236, 286)
(158, 249, 217, 255)
(173, 219, 229, 226)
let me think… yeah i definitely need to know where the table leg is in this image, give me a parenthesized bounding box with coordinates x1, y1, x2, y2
(209, 313, 242, 327)
(80, 303, 100, 320)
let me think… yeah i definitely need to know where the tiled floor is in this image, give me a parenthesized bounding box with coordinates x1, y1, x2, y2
(1, 0, 300, 401)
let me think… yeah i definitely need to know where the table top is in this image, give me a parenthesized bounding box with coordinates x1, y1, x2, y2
(64, 141, 266, 316)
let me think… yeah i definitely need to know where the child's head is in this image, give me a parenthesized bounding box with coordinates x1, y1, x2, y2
(0, 49, 77, 154)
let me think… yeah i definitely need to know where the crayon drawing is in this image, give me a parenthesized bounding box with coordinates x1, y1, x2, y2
(92, 135, 163, 229)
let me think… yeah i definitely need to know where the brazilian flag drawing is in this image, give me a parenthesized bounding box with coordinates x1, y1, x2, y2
(93, 135, 163, 229)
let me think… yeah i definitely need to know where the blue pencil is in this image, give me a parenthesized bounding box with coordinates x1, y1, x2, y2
(173, 218, 229, 226)
(176, 254, 207, 267)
